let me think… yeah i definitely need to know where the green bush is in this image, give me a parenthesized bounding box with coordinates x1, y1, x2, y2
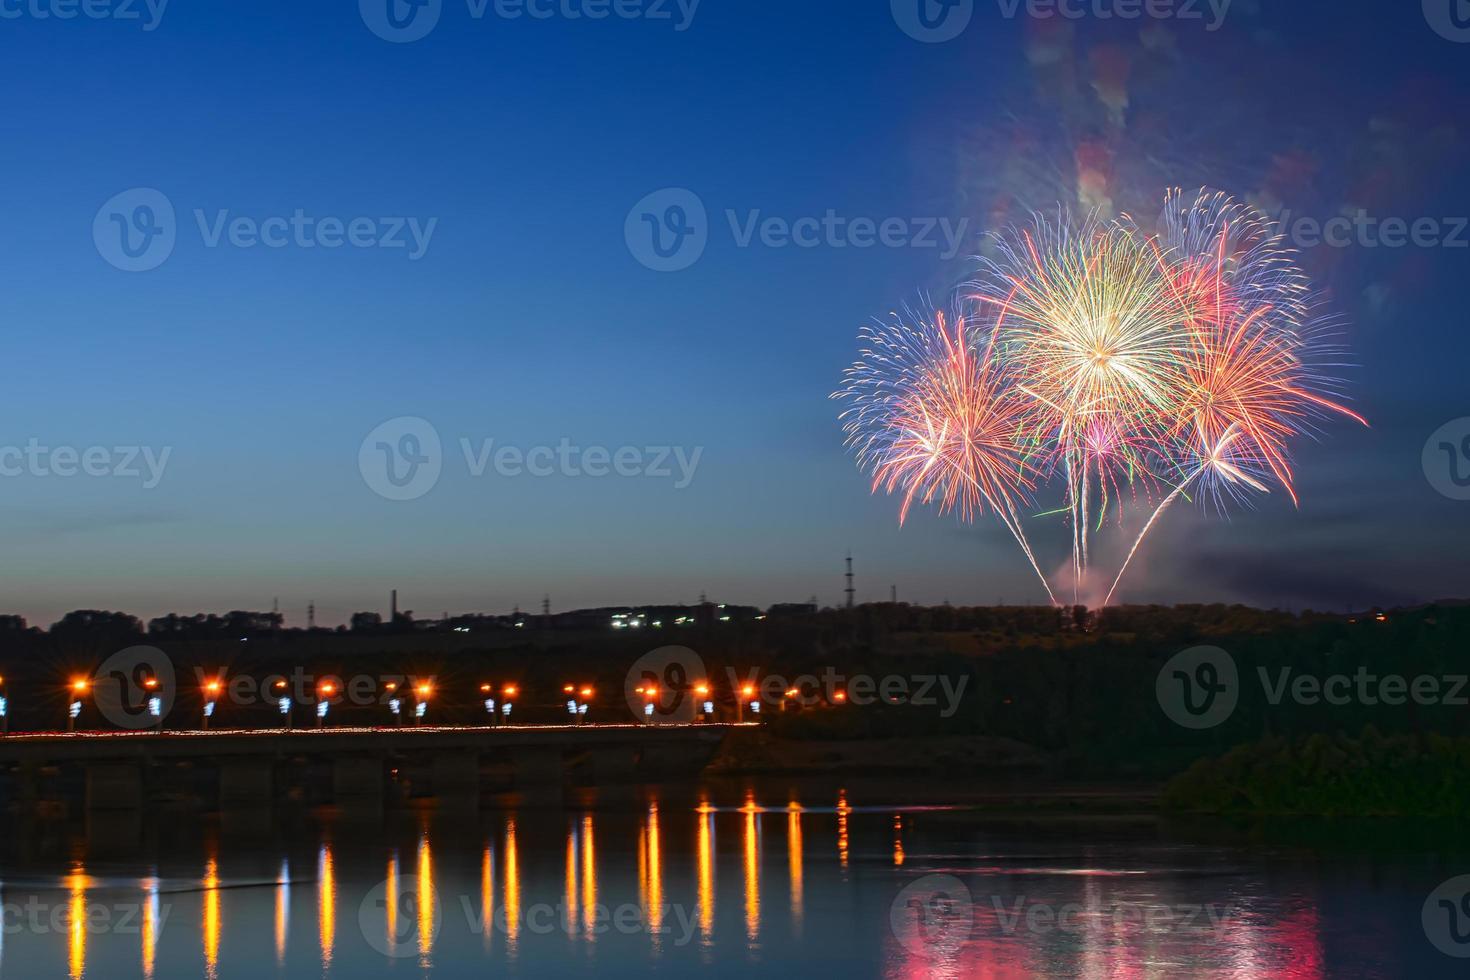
(1164, 726, 1470, 816)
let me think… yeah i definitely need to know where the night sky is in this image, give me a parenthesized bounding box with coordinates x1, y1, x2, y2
(0, 0, 1465, 625)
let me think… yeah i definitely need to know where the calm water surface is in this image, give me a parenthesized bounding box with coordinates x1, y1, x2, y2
(0, 780, 1456, 978)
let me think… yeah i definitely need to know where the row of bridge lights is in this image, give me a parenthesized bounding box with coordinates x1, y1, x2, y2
(12, 675, 850, 732)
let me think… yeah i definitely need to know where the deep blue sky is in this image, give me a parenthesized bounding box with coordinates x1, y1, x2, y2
(0, 0, 1465, 626)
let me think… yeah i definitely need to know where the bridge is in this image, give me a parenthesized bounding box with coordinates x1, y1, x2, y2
(0, 723, 746, 812)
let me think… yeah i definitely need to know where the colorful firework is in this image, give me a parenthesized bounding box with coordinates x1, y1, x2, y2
(836, 190, 1367, 607)
(834, 302, 1057, 605)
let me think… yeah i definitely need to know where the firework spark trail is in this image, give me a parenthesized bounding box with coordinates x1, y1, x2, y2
(1102, 190, 1369, 585)
(835, 304, 1058, 604)
(973, 212, 1185, 591)
(837, 190, 1367, 607)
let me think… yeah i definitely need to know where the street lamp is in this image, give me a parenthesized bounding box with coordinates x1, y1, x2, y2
(385, 681, 401, 726)
(415, 683, 432, 724)
(68, 678, 89, 733)
(694, 683, 711, 723)
(202, 679, 222, 730)
(502, 685, 518, 725)
(274, 679, 291, 729)
(0, 675, 7, 735)
(637, 683, 658, 724)
(317, 681, 336, 729)
(481, 684, 496, 725)
(738, 684, 757, 724)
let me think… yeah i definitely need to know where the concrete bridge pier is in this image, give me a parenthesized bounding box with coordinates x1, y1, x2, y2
(87, 809, 144, 854)
(512, 747, 565, 807)
(333, 756, 385, 806)
(85, 762, 143, 811)
(219, 758, 276, 807)
(13, 762, 40, 809)
(431, 751, 481, 806)
(589, 745, 641, 783)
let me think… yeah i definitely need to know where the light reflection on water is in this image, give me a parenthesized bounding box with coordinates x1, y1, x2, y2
(0, 785, 1449, 979)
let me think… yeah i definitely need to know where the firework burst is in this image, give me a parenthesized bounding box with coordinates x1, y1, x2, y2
(837, 190, 1367, 608)
(834, 302, 1057, 604)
